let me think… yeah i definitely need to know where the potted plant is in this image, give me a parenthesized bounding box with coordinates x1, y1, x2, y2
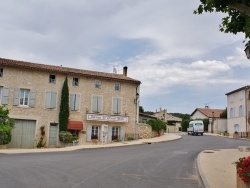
(234, 156, 250, 187)
(233, 131, 240, 139)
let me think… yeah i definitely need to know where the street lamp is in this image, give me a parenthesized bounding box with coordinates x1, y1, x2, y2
(245, 46, 250, 59)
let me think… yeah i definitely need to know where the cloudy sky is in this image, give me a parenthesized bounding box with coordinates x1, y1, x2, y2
(0, 0, 249, 114)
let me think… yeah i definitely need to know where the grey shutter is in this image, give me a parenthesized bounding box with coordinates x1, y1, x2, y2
(92, 96, 98, 112)
(69, 94, 75, 111)
(86, 125, 92, 141)
(120, 126, 125, 142)
(117, 98, 121, 114)
(108, 126, 112, 143)
(75, 94, 80, 111)
(51, 92, 57, 109)
(112, 98, 117, 114)
(13, 88, 19, 106)
(1, 87, 9, 105)
(29, 90, 36, 108)
(45, 92, 52, 108)
(97, 96, 102, 113)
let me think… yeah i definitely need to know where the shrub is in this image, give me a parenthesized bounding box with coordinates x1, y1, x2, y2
(59, 131, 77, 143)
(0, 125, 12, 145)
(234, 156, 250, 183)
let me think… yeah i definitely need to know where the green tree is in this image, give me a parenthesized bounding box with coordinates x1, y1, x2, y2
(220, 108, 227, 119)
(0, 106, 14, 145)
(194, 0, 250, 47)
(139, 106, 144, 113)
(181, 119, 190, 132)
(147, 118, 166, 136)
(59, 77, 69, 131)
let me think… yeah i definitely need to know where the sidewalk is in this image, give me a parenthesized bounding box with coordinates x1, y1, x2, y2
(197, 133, 250, 188)
(0, 133, 182, 154)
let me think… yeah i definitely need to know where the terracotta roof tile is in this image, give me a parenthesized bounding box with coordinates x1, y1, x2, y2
(191, 108, 224, 118)
(0, 57, 141, 84)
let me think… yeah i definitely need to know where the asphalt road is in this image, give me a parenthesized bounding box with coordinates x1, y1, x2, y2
(0, 135, 248, 188)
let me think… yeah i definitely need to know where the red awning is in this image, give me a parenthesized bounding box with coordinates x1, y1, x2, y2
(67, 121, 83, 130)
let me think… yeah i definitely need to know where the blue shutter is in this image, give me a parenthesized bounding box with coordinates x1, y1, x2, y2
(108, 126, 112, 143)
(92, 96, 98, 112)
(86, 125, 92, 141)
(113, 98, 117, 114)
(117, 98, 121, 114)
(120, 126, 125, 141)
(97, 96, 102, 113)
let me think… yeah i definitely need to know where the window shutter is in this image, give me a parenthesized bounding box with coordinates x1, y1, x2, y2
(86, 125, 92, 142)
(108, 126, 112, 143)
(97, 96, 102, 113)
(29, 90, 36, 108)
(69, 94, 75, 111)
(117, 98, 121, 114)
(1, 87, 9, 105)
(113, 98, 117, 114)
(120, 126, 125, 142)
(92, 96, 98, 112)
(45, 92, 52, 108)
(13, 88, 19, 106)
(51, 92, 57, 109)
(75, 94, 80, 111)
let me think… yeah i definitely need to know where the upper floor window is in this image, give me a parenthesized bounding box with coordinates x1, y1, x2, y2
(49, 75, 56, 84)
(45, 91, 57, 109)
(114, 83, 121, 91)
(112, 97, 122, 114)
(0, 68, 3, 77)
(239, 91, 244, 100)
(92, 95, 102, 113)
(72, 77, 79, 86)
(229, 95, 234, 103)
(13, 88, 36, 107)
(230, 107, 235, 118)
(239, 105, 244, 117)
(69, 93, 80, 111)
(95, 80, 101, 88)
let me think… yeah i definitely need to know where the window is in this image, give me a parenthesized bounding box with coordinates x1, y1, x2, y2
(0, 68, 3, 77)
(112, 127, 119, 141)
(13, 88, 36, 107)
(49, 75, 56, 84)
(92, 95, 102, 113)
(230, 107, 235, 118)
(91, 126, 99, 139)
(45, 91, 57, 109)
(72, 77, 79, 86)
(239, 91, 244, 100)
(70, 93, 80, 111)
(95, 80, 101, 88)
(239, 105, 245, 117)
(229, 95, 234, 103)
(19, 89, 29, 105)
(114, 83, 121, 91)
(113, 97, 121, 114)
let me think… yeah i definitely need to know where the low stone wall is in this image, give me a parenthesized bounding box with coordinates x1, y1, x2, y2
(138, 123, 153, 139)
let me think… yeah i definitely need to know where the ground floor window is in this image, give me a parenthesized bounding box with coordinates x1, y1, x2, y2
(91, 126, 99, 139)
(112, 127, 119, 141)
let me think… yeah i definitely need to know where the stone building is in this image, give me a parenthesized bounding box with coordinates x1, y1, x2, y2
(0, 57, 141, 148)
(226, 85, 250, 134)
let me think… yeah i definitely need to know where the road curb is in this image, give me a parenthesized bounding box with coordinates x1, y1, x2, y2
(196, 151, 210, 188)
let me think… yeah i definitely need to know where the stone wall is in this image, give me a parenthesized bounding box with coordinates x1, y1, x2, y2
(138, 123, 153, 139)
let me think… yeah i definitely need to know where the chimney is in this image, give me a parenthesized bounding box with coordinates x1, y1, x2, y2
(123, 66, 128, 76)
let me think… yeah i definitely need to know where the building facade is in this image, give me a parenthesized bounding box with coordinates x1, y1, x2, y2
(0, 58, 141, 148)
(226, 86, 250, 134)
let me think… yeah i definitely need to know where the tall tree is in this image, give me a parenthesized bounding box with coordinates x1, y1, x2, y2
(194, 0, 250, 47)
(59, 77, 69, 131)
(0, 106, 14, 145)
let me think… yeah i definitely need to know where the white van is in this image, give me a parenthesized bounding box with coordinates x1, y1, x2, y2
(187, 120, 204, 136)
